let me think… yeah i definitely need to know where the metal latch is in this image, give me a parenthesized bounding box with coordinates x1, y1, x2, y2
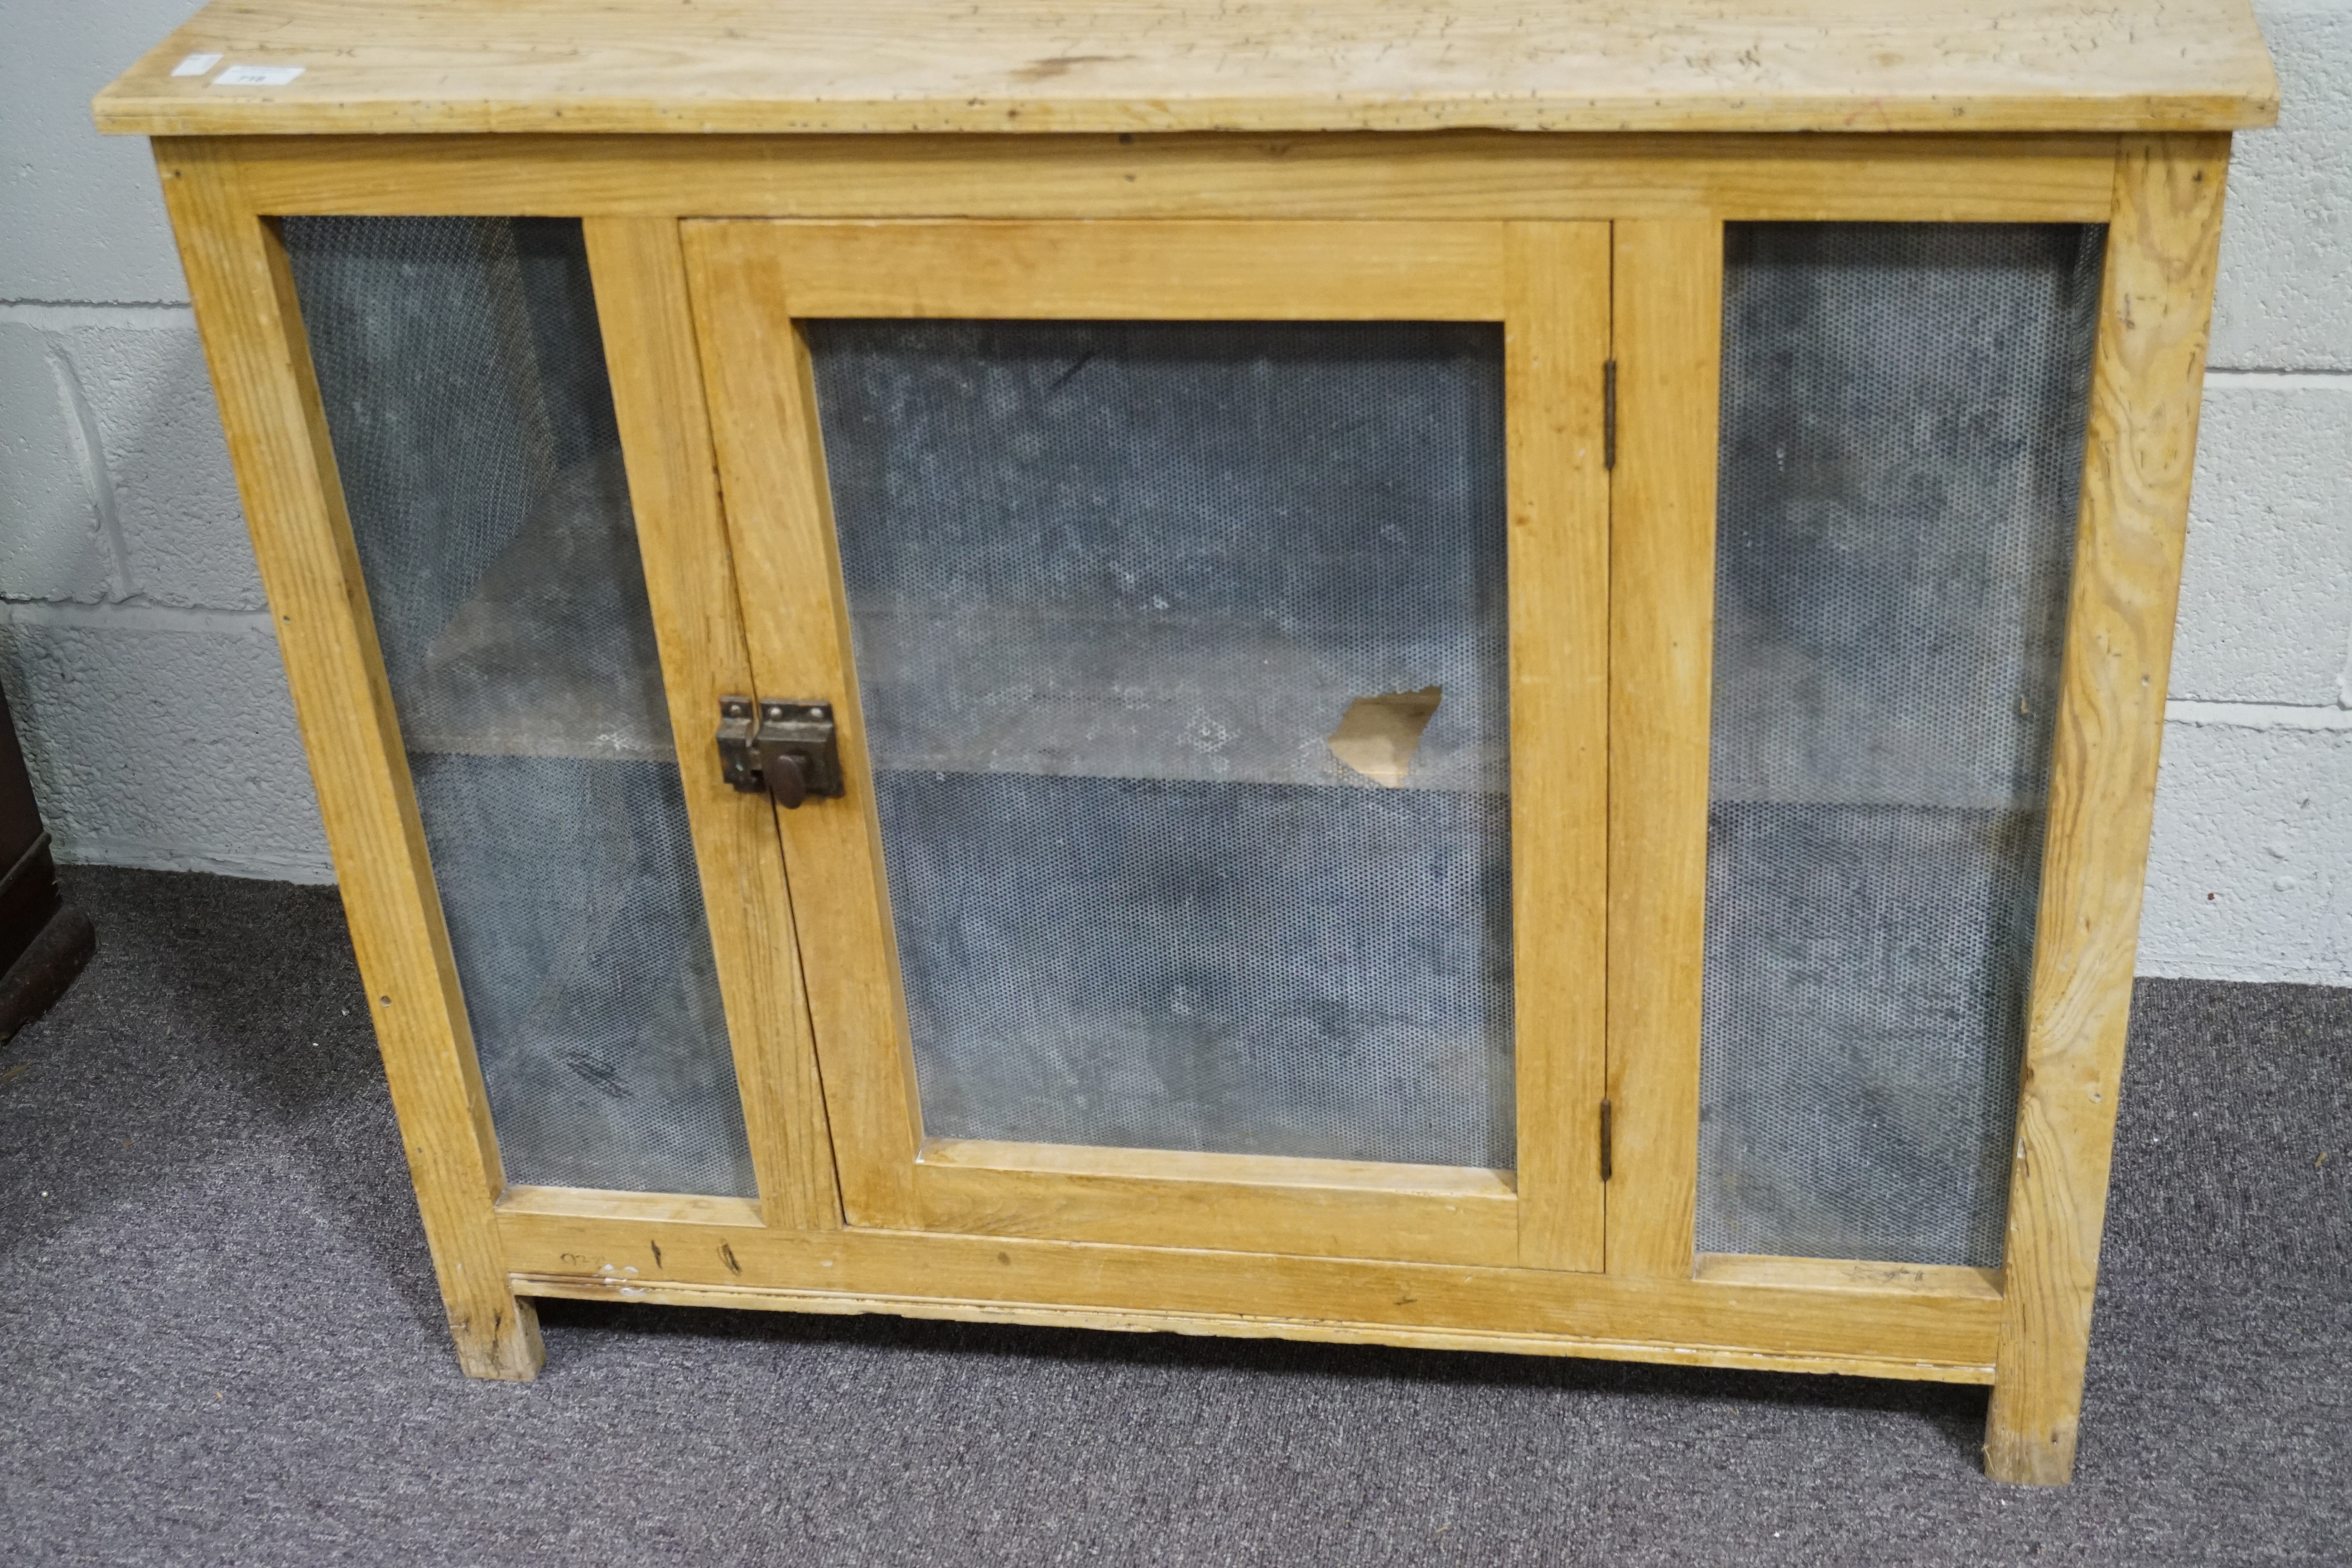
(716, 696, 844, 809)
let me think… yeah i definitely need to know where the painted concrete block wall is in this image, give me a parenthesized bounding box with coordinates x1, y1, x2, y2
(2, 1, 332, 880)
(2142, 0, 2352, 985)
(2, 2, 2348, 983)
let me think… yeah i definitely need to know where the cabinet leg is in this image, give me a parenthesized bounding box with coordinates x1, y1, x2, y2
(1982, 132, 2233, 1493)
(448, 1292, 545, 1382)
(1983, 1372, 2079, 1485)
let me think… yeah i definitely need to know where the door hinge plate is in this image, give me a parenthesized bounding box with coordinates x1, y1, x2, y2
(717, 696, 844, 808)
(1603, 358, 1618, 471)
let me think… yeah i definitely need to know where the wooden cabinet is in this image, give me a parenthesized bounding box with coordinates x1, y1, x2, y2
(98, 0, 2277, 1485)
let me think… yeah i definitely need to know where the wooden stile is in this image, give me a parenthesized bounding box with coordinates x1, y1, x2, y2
(583, 216, 844, 1232)
(156, 140, 541, 1380)
(1604, 220, 1721, 1282)
(1983, 133, 2233, 1487)
(1502, 221, 1613, 1274)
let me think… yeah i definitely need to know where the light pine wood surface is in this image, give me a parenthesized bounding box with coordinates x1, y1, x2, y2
(1983, 133, 2233, 1489)
(734, 221, 1505, 320)
(913, 1142, 1520, 1268)
(1502, 221, 1613, 1274)
(156, 142, 541, 1381)
(498, 1186, 767, 1229)
(189, 132, 2125, 225)
(497, 1207, 2003, 1383)
(1695, 1253, 2003, 1302)
(583, 217, 844, 1232)
(1603, 220, 1723, 1281)
(684, 226, 929, 1232)
(520, 1270, 1994, 1384)
(95, 1, 2275, 137)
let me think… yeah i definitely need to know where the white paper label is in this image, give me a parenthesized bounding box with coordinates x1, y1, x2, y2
(170, 53, 223, 77)
(211, 64, 306, 87)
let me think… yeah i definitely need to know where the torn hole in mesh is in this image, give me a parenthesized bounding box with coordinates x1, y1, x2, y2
(1327, 687, 1444, 786)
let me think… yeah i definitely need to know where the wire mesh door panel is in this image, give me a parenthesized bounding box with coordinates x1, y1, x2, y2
(283, 216, 755, 1198)
(811, 318, 1514, 1169)
(684, 220, 1609, 1267)
(1700, 222, 2103, 1268)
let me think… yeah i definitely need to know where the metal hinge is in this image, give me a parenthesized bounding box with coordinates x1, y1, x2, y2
(716, 696, 845, 809)
(1599, 1098, 1614, 1182)
(1602, 359, 1618, 471)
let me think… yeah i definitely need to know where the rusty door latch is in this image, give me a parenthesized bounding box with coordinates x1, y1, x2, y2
(717, 696, 844, 808)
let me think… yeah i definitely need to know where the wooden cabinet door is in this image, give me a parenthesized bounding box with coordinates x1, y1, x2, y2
(683, 218, 1610, 1270)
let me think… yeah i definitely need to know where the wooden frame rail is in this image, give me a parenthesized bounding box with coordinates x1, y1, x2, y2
(493, 1194, 2004, 1385)
(180, 132, 2122, 224)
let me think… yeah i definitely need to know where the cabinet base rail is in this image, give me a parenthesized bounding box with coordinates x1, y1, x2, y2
(495, 1201, 2000, 1388)
(515, 1270, 1997, 1386)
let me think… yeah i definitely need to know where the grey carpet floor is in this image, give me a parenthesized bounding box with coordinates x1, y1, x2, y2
(0, 866, 2344, 1567)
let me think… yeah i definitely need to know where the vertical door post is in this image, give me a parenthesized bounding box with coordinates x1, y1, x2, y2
(1505, 221, 1615, 1272)
(683, 224, 929, 1230)
(584, 217, 844, 1232)
(1603, 220, 1722, 1279)
(1986, 133, 2231, 1485)
(156, 137, 541, 1380)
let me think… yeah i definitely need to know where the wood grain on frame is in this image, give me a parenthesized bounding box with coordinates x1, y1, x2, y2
(1603, 219, 1722, 1280)
(914, 1141, 1519, 1267)
(196, 132, 2126, 225)
(527, 1268, 2003, 1384)
(499, 1185, 767, 1228)
(1504, 220, 1613, 1273)
(683, 222, 928, 1231)
(745, 220, 1505, 319)
(1695, 1252, 2003, 1301)
(155, 139, 542, 1379)
(498, 1206, 2004, 1383)
(1985, 133, 2232, 1487)
(583, 216, 843, 1231)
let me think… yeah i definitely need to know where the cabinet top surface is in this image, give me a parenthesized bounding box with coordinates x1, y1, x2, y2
(94, 0, 2276, 139)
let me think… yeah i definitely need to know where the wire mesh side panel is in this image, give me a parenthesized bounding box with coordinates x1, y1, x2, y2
(807, 321, 1515, 1168)
(1700, 223, 2104, 1266)
(282, 216, 754, 1196)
